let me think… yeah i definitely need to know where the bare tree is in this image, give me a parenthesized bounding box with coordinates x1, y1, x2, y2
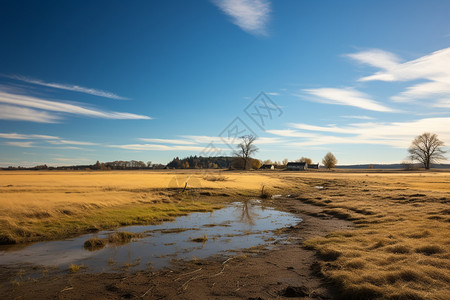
(408, 132, 446, 169)
(234, 135, 259, 170)
(322, 152, 337, 169)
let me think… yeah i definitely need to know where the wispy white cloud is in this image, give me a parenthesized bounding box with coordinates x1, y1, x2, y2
(109, 144, 220, 152)
(0, 104, 61, 123)
(266, 129, 317, 138)
(0, 132, 98, 149)
(253, 137, 284, 144)
(53, 157, 91, 162)
(212, 0, 271, 36)
(0, 90, 150, 122)
(346, 49, 401, 70)
(341, 115, 375, 120)
(138, 138, 197, 145)
(434, 98, 450, 108)
(348, 47, 450, 103)
(283, 117, 450, 148)
(47, 140, 98, 146)
(0, 133, 59, 140)
(301, 88, 395, 112)
(289, 123, 354, 134)
(178, 135, 281, 145)
(5, 141, 34, 148)
(110, 135, 281, 152)
(8, 75, 129, 100)
(180, 135, 226, 144)
(391, 80, 450, 102)
(47, 146, 85, 150)
(266, 92, 279, 96)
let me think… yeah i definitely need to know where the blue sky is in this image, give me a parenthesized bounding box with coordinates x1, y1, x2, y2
(1, 0, 449, 166)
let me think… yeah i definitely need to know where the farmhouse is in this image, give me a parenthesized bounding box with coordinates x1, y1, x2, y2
(287, 162, 307, 170)
(286, 162, 319, 170)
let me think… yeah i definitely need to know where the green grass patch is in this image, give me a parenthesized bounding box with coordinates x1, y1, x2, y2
(1, 201, 219, 244)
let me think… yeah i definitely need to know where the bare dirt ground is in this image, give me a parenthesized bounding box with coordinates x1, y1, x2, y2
(0, 199, 352, 299)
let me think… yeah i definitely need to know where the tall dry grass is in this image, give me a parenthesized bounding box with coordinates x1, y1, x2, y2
(289, 173, 450, 299)
(0, 170, 284, 244)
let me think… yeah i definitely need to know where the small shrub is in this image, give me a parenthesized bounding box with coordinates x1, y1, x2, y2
(191, 234, 208, 243)
(69, 264, 85, 273)
(108, 231, 143, 245)
(385, 244, 411, 254)
(415, 245, 444, 255)
(83, 237, 107, 251)
(203, 175, 228, 182)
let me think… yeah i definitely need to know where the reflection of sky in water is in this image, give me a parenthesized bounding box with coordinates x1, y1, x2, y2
(0, 201, 301, 272)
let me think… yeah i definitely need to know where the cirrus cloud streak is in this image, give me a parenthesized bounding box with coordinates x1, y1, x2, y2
(212, 0, 271, 36)
(0, 90, 150, 122)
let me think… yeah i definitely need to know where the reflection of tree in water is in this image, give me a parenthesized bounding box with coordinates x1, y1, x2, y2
(240, 200, 255, 225)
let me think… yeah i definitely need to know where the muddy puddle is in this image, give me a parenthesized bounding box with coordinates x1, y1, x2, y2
(0, 200, 301, 276)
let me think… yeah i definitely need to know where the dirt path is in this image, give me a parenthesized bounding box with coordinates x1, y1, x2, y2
(1, 199, 353, 299)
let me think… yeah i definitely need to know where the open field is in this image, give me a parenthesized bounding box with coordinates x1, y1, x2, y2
(286, 172, 450, 299)
(0, 170, 287, 244)
(1, 170, 449, 299)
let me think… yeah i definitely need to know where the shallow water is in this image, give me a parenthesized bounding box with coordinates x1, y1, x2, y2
(0, 200, 301, 274)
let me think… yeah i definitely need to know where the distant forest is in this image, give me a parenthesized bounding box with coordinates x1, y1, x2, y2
(166, 156, 234, 169)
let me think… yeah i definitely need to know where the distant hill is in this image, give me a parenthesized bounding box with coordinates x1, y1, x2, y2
(335, 163, 450, 169)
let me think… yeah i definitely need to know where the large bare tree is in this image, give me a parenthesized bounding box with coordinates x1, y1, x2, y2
(408, 132, 446, 169)
(234, 135, 258, 170)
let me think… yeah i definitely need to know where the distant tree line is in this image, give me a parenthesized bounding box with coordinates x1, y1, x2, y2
(91, 160, 166, 170)
(2, 160, 165, 171)
(166, 156, 234, 169)
(165, 155, 264, 170)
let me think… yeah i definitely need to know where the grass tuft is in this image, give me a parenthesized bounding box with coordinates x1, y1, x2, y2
(191, 234, 208, 243)
(203, 175, 228, 182)
(69, 264, 85, 274)
(108, 231, 144, 245)
(83, 237, 107, 251)
(415, 245, 444, 255)
(385, 244, 411, 254)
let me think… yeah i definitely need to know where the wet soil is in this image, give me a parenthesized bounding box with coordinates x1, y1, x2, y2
(0, 198, 353, 299)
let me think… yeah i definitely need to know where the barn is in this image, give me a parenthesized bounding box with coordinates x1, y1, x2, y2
(287, 162, 307, 170)
(286, 162, 319, 170)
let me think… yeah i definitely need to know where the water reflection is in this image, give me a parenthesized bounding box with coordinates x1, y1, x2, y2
(240, 200, 255, 225)
(0, 200, 301, 273)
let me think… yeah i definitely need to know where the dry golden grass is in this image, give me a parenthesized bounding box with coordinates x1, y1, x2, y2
(0, 170, 285, 244)
(1, 169, 449, 299)
(289, 172, 450, 299)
